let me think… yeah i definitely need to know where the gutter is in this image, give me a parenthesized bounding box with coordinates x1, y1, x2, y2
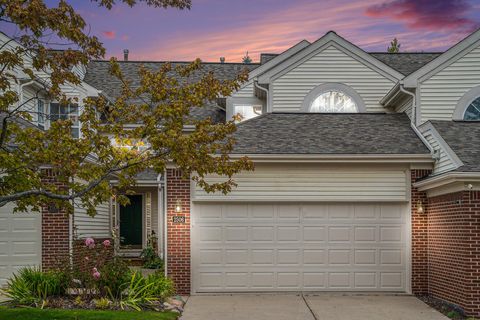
(399, 82, 417, 126)
(414, 172, 480, 191)
(226, 153, 434, 163)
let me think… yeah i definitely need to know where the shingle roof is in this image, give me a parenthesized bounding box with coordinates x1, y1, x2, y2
(256, 52, 442, 76)
(83, 60, 259, 123)
(230, 113, 430, 154)
(370, 53, 442, 76)
(430, 120, 480, 172)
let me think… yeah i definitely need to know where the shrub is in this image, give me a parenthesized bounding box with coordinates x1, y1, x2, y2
(140, 234, 164, 270)
(98, 257, 131, 299)
(93, 297, 112, 309)
(2, 267, 69, 307)
(146, 271, 175, 302)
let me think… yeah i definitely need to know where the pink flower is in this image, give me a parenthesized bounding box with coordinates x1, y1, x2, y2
(92, 267, 101, 280)
(84, 256, 89, 261)
(85, 237, 95, 249)
(102, 239, 111, 248)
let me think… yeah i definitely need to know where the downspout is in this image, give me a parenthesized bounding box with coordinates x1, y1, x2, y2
(399, 83, 434, 154)
(254, 80, 269, 112)
(399, 82, 416, 126)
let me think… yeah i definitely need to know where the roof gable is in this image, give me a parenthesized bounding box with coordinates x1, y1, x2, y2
(257, 31, 404, 84)
(403, 28, 480, 87)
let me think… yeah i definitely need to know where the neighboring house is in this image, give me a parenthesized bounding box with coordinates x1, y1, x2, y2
(1, 29, 480, 317)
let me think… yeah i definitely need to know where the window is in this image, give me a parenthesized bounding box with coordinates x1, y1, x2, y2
(233, 105, 262, 123)
(37, 100, 45, 129)
(310, 91, 358, 113)
(464, 97, 480, 120)
(302, 83, 365, 113)
(50, 103, 80, 138)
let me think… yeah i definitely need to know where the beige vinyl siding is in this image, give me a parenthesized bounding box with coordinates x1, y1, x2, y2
(193, 164, 409, 202)
(74, 201, 111, 239)
(232, 82, 254, 98)
(271, 45, 395, 112)
(420, 46, 480, 122)
(421, 128, 458, 174)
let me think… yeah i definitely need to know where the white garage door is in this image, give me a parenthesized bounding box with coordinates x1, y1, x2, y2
(192, 202, 409, 293)
(0, 203, 42, 286)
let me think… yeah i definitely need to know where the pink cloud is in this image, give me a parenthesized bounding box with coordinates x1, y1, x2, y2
(102, 30, 116, 39)
(366, 0, 479, 33)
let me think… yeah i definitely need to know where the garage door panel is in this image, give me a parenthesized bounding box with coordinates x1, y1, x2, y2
(193, 202, 408, 292)
(0, 204, 41, 286)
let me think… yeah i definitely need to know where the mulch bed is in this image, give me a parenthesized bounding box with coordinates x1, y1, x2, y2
(417, 295, 468, 319)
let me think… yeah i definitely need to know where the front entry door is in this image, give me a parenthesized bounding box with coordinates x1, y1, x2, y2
(120, 195, 143, 249)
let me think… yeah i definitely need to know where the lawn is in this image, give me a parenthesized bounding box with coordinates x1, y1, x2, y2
(0, 307, 179, 320)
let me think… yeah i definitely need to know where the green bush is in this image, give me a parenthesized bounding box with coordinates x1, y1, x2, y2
(146, 271, 175, 302)
(2, 267, 69, 307)
(118, 271, 174, 311)
(98, 257, 131, 299)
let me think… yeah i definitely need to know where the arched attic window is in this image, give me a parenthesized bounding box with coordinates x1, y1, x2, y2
(302, 83, 366, 113)
(453, 85, 480, 121)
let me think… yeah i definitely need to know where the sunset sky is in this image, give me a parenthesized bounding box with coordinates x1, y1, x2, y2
(7, 0, 480, 62)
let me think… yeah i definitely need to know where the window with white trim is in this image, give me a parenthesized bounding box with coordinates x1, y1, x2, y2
(233, 105, 262, 123)
(464, 97, 480, 120)
(37, 99, 45, 129)
(310, 90, 358, 113)
(49, 103, 80, 138)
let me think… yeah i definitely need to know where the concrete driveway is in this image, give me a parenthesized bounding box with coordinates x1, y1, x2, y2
(181, 294, 448, 320)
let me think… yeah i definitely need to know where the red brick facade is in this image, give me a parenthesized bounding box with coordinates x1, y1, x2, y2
(410, 169, 432, 294)
(41, 169, 70, 270)
(166, 168, 191, 294)
(427, 191, 480, 317)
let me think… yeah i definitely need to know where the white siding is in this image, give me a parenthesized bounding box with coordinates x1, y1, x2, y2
(421, 128, 458, 174)
(193, 164, 409, 202)
(271, 45, 395, 112)
(420, 46, 480, 122)
(74, 201, 111, 239)
(232, 82, 254, 98)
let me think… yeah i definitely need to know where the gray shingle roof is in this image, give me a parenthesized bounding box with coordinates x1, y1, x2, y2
(430, 120, 480, 172)
(83, 61, 259, 123)
(230, 113, 430, 154)
(370, 53, 442, 76)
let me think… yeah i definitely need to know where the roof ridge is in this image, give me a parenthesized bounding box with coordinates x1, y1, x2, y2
(90, 59, 261, 65)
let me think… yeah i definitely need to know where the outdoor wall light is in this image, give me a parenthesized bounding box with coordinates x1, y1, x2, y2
(416, 200, 425, 214)
(175, 200, 182, 213)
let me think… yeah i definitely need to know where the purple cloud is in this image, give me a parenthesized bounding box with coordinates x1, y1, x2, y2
(366, 0, 479, 33)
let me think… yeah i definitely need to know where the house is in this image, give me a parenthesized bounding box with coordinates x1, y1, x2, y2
(1, 29, 480, 317)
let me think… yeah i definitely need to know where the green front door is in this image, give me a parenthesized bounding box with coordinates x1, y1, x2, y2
(120, 195, 143, 248)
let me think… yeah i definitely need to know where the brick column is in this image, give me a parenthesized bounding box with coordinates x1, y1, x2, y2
(41, 169, 70, 270)
(166, 168, 191, 294)
(411, 169, 431, 294)
(428, 191, 480, 317)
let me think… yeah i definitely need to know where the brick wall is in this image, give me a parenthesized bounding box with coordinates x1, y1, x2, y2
(428, 191, 480, 317)
(166, 168, 191, 294)
(411, 169, 432, 294)
(41, 169, 70, 270)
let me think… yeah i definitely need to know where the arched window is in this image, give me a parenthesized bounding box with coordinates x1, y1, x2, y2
(453, 86, 480, 121)
(464, 97, 480, 120)
(302, 83, 366, 113)
(310, 90, 358, 113)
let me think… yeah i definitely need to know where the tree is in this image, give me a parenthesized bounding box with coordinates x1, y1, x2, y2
(242, 51, 252, 64)
(0, 0, 252, 215)
(388, 38, 401, 53)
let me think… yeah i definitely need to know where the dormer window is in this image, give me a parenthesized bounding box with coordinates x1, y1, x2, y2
(302, 83, 366, 113)
(310, 91, 357, 113)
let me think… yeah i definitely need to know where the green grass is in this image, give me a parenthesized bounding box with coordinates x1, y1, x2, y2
(0, 307, 178, 320)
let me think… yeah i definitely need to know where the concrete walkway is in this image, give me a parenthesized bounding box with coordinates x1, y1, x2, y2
(181, 294, 448, 320)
